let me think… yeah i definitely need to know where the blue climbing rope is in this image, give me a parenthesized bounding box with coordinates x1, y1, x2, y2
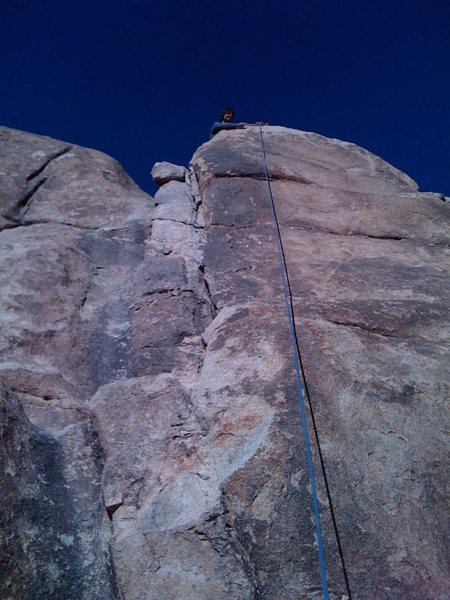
(258, 126, 330, 599)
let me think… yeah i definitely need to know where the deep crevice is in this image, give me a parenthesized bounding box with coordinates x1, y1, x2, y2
(347, 232, 403, 241)
(198, 264, 218, 316)
(79, 288, 89, 310)
(219, 493, 264, 599)
(105, 502, 123, 520)
(3, 178, 48, 223)
(26, 146, 73, 181)
(142, 287, 177, 297)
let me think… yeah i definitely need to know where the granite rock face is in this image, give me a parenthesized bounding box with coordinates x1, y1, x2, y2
(0, 382, 119, 600)
(0, 124, 449, 600)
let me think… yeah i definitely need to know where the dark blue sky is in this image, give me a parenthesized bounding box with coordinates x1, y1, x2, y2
(2, 1, 449, 196)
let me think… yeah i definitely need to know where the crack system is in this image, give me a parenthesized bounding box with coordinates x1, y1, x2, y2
(4, 177, 48, 223)
(2, 145, 73, 225)
(3, 135, 445, 598)
(26, 146, 73, 181)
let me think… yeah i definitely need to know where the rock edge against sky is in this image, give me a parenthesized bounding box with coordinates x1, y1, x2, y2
(0, 125, 449, 600)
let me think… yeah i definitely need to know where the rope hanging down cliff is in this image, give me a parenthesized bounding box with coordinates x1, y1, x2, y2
(258, 126, 352, 600)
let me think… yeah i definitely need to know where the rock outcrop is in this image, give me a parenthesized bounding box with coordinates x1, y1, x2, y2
(151, 161, 187, 187)
(0, 124, 448, 600)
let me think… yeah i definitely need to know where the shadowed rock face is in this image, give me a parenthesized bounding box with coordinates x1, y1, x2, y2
(0, 125, 449, 600)
(0, 383, 120, 600)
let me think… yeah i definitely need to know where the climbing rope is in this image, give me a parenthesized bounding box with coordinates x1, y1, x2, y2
(258, 126, 353, 600)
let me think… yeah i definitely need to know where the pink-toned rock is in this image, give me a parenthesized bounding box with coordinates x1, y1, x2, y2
(189, 127, 449, 599)
(151, 161, 187, 187)
(0, 125, 448, 600)
(0, 126, 151, 229)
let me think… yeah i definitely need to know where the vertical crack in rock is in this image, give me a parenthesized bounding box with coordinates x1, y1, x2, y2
(198, 263, 219, 315)
(0, 127, 157, 599)
(91, 164, 265, 599)
(190, 167, 219, 318)
(219, 495, 264, 598)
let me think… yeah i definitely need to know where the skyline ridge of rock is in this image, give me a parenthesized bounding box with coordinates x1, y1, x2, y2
(0, 125, 448, 599)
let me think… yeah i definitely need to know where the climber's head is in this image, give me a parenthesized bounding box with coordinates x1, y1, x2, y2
(221, 108, 235, 122)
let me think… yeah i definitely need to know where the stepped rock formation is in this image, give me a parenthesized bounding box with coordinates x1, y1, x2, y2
(0, 124, 449, 600)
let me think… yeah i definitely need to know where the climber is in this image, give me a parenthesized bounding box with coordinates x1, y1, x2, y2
(209, 108, 246, 139)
